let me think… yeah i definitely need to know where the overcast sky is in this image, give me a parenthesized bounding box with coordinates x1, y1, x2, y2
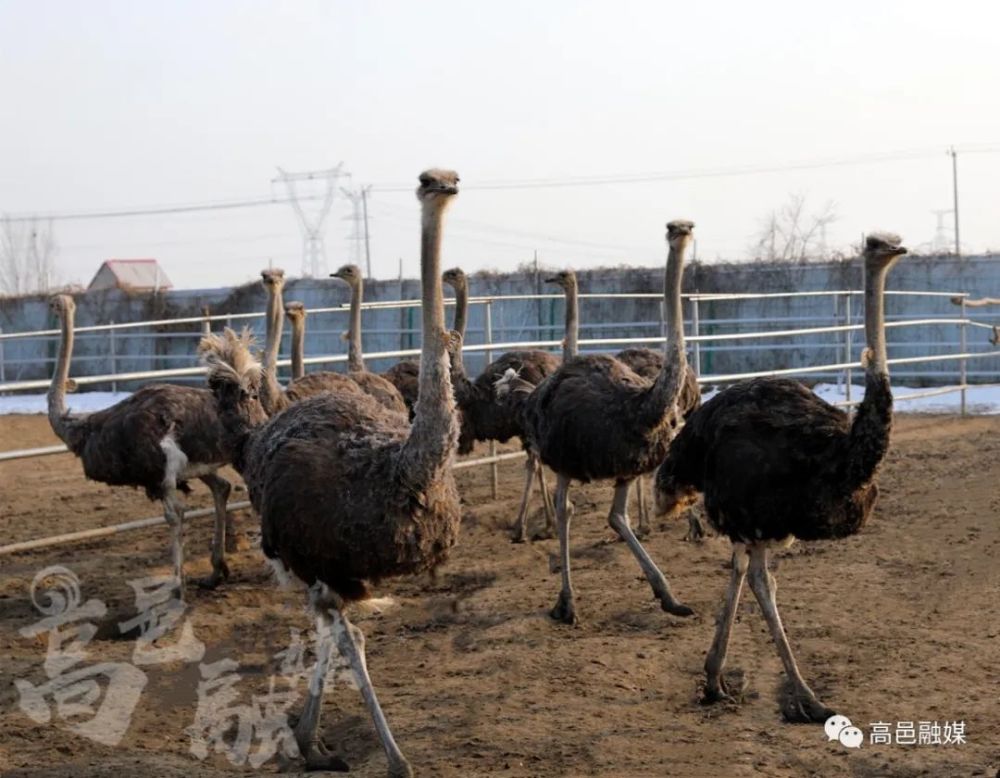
(2, 1, 999, 290)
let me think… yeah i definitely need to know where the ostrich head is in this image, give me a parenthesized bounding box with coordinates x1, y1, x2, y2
(261, 268, 286, 291)
(863, 232, 908, 269)
(442, 267, 467, 291)
(284, 301, 307, 323)
(544, 269, 578, 290)
(666, 220, 695, 249)
(199, 327, 266, 424)
(416, 169, 460, 206)
(331, 264, 363, 286)
(48, 294, 76, 319)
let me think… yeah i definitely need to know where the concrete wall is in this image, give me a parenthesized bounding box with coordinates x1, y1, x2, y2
(2, 253, 998, 390)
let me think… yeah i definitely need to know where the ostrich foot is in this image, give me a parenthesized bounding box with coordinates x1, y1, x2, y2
(549, 590, 578, 625)
(781, 687, 835, 724)
(652, 585, 694, 617)
(194, 560, 230, 590)
(510, 524, 529, 544)
(634, 522, 651, 541)
(683, 513, 706, 542)
(300, 741, 349, 772)
(702, 670, 748, 705)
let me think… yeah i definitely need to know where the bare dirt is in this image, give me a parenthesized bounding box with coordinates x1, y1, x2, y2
(1, 413, 998, 777)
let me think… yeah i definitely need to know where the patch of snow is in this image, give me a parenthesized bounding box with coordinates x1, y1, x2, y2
(0, 391, 133, 415)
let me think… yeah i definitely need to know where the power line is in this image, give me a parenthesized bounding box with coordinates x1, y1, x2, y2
(5, 144, 999, 224)
(369, 146, 1000, 192)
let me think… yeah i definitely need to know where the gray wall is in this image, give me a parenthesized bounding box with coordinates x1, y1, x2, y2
(2, 253, 998, 390)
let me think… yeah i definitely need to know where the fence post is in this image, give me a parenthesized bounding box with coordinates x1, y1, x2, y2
(960, 297, 968, 416)
(691, 295, 701, 377)
(110, 322, 117, 393)
(485, 299, 498, 500)
(844, 293, 853, 407)
(201, 306, 211, 336)
(0, 326, 5, 385)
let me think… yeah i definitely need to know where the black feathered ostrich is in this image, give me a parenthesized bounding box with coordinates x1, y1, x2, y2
(46, 295, 247, 594)
(200, 169, 461, 776)
(381, 266, 471, 420)
(654, 233, 908, 722)
(330, 263, 410, 415)
(445, 266, 561, 542)
(501, 221, 697, 624)
(257, 269, 368, 415)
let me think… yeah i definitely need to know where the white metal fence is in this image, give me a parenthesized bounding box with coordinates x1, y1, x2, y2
(1, 287, 997, 556)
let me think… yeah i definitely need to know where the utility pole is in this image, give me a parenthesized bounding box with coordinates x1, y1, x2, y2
(341, 185, 373, 279)
(949, 147, 960, 256)
(273, 164, 348, 277)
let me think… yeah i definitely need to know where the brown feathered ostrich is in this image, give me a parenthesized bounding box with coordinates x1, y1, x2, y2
(330, 263, 410, 415)
(258, 269, 367, 416)
(46, 295, 245, 594)
(615, 346, 702, 539)
(199, 169, 461, 776)
(654, 233, 908, 723)
(446, 266, 561, 542)
(381, 266, 470, 419)
(502, 221, 697, 624)
(544, 268, 701, 538)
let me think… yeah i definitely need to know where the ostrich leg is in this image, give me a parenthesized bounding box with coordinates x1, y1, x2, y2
(549, 474, 577, 624)
(332, 608, 413, 778)
(195, 474, 232, 589)
(162, 489, 187, 599)
(746, 544, 834, 723)
(292, 609, 349, 771)
(635, 475, 650, 539)
(703, 543, 749, 703)
(511, 456, 539, 544)
(607, 480, 693, 617)
(534, 457, 556, 539)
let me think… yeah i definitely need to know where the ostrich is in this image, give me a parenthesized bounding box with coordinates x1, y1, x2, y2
(46, 295, 242, 594)
(503, 220, 697, 624)
(614, 347, 702, 539)
(654, 233, 908, 722)
(257, 269, 368, 416)
(381, 266, 470, 419)
(446, 266, 561, 542)
(330, 263, 409, 415)
(199, 169, 461, 776)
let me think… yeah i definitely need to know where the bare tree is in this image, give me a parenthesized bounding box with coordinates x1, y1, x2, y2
(0, 216, 59, 295)
(748, 193, 840, 262)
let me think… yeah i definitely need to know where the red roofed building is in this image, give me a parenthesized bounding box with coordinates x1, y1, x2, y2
(88, 259, 173, 292)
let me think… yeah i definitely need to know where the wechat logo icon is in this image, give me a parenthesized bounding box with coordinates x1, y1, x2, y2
(825, 714, 863, 749)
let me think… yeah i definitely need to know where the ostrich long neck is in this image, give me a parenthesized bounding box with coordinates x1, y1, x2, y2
(401, 200, 458, 487)
(563, 281, 578, 361)
(47, 305, 75, 443)
(638, 238, 689, 425)
(846, 260, 894, 488)
(347, 277, 365, 372)
(259, 284, 288, 415)
(290, 315, 305, 380)
(449, 279, 468, 375)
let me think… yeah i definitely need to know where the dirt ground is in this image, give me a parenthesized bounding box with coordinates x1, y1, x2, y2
(0, 412, 998, 778)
